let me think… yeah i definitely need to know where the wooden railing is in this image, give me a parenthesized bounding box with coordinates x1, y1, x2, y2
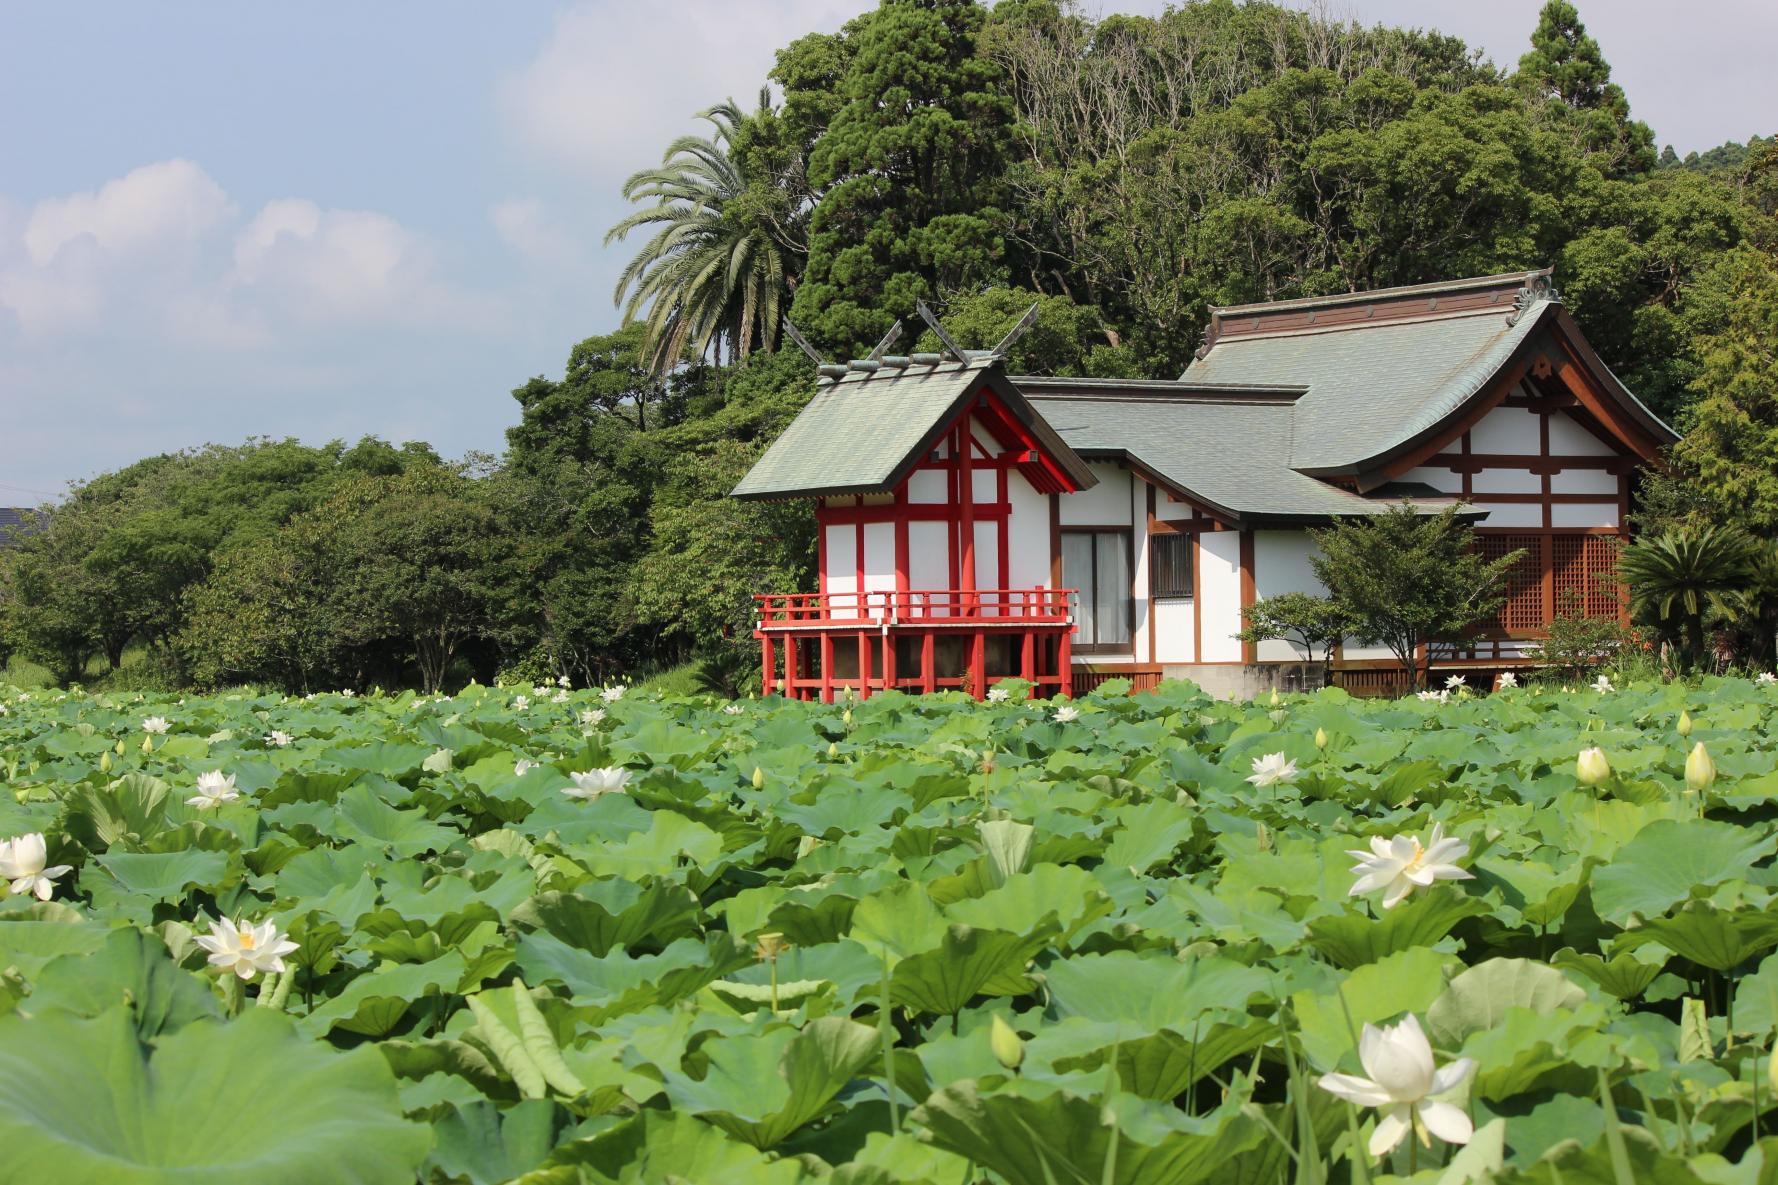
(756, 588, 1073, 628)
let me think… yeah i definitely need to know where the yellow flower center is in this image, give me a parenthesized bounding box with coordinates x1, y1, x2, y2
(1402, 838, 1425, 873)
(238, 929, 257, 950)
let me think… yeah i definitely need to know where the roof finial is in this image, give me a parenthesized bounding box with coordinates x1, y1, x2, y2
(916, 298, 969, 363)
(991, 302, 1041, 356)
(1506, 273, 1561, 326)
(783, 316, 848, 380)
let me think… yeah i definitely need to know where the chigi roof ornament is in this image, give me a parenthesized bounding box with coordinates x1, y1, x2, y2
(1507, 273, 1561, 326)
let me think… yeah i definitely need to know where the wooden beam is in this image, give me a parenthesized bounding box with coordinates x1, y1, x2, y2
(1239, 530, 1257, 664)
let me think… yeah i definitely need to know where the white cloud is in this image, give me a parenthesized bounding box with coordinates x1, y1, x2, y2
(499, 0, 866, 177)
(0, 160, 499, 343)
(490, 197, 583, 268)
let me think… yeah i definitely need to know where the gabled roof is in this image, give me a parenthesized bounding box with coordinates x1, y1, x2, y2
(731, 355, 1097, 500)
(1182, 270, 1677, 480)
(1019, 380, 1464, 524)
(0, 507, 45, 547)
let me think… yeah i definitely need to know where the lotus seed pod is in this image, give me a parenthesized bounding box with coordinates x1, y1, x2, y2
(1314, 727, 1328, 750)
(751, 766, 765, 790)
(1677, 710, 1693, 738)
(1576, 746, 1611, 787)
(989, 1014, 1025, 1070)
(1685, 742, 1716, 792)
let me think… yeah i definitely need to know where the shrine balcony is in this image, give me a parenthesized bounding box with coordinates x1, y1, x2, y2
(754, 588, 1076, 701)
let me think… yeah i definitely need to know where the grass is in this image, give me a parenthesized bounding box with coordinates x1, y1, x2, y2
(634, 660, 704, 697)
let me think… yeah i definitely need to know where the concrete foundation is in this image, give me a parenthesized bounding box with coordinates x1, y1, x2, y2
(1161, 662, 1327, 700)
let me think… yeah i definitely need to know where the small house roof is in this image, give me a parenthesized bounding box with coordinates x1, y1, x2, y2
(1183, 271, 1677, 478)
(731, 355, 1097, 500)
(0, 507, 45, 546)
(1019, 381, 1465, 524)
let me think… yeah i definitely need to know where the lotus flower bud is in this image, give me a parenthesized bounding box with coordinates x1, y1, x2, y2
(1677, 711, 1693, 738)
(142, 735, 153, 754)
(827, 742, 838, 760)
(100, 751, 112, 773)
(749, 766, 766, 790)
(1314, 727, 1328, 750)
(115, 739, 126, 755)
(1268, 689, 1281, 707)
(843, 708, 852, 726)
(1685, 742, 1715, 792)
(1576, 746, 1611, 787)
(989, 1014, 1025, 1070)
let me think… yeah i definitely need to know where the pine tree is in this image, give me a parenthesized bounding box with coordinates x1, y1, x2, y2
(1515, 0, 1654, 174)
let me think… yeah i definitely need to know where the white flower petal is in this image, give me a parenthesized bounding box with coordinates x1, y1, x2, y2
(1429, 1057, 1476, 1095)
(1417, 1099, 1473, 1145)
(1317, 1072, 1393, 1108)
(1368, 1106, 1413, 1156)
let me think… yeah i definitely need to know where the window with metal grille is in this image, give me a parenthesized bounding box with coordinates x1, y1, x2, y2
(1553, 535, 1622, 619)
(1151, 533, 1192, 599)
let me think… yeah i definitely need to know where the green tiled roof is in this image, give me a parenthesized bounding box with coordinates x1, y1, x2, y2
(1022, 387, 1461, 523)
(732, 356, 1095, 499)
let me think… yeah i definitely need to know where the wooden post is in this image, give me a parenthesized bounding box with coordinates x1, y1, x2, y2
(1239, 529, 1257, 665)
(1021, 631, 1035, 687)
(958, 420, 977, 615)
(819, 634, 834, 704)
(1058, 627, 1073, 698)
(970, 630, 986, 700)
(922, 630, 936, 694)
(785, 635, 799, 701)
(760, 635, 774, 697)
(857, 631, 871, 701)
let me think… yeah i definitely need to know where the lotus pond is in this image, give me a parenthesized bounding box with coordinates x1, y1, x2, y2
(3, 676, 1778, 1184)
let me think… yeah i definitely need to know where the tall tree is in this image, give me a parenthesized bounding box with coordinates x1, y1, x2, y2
(608, 90, 809, 376)
(785, 0, 1018, 356)
(1514, 0, 1654, 174)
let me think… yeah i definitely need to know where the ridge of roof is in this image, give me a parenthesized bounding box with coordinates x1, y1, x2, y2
(1014, 375, 1307, 402)
(1208, 268, 1552, 319)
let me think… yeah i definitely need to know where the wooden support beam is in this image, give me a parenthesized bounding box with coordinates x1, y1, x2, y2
(785, 635, 799, 700)
(1239, 530, 1257, 664)
(819, 634, 834, 704)
(970, 630, 986, 700)
(922, 631, 936, 695)
(760, 635, 774, 697)
(857, 631, 872, 701)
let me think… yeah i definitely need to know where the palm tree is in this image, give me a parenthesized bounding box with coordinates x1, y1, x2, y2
(606, 89, 807, 376)
(1618, 525, 1758, 668)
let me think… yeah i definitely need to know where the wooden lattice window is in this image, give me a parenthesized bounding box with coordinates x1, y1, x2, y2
(1477, 534, 1544, 633)
(1553, 535, 1622, 619)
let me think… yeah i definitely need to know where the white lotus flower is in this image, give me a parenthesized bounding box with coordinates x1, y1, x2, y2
(557, 674, 572, 688)
(722, 704, 744, 716)
(1416, 689, 1449, 703)
(512, 695, 530, 710)
(264, 730, 294, 747)
(551, 691, 569, 704)
(193, 916, 299, 981)
(185, 770, 241, 809)
(1347, 822, 1473, 909)
(142, 716, 170, 734)
(1246, 752, 1299, 789)
(1317, 1013, 1475, 1157)
(1592, 674, 1613, 693)
(601, 685, 627, 703)
(532, 684, 552, 698)
(0, 833, 73, 901)
(1054, 705, 1080, 723)
(579, 708, 607, 727)
(1576, 746, 1611, 787)
(515, 758, 539, 776)
(1758, 672, 1777, 685)
(341, 689, 356, 698)
(987, 687, 1010, 702)
(563, 767, 632, 800)
(1497, 672, 1517, 689)
(1444, 675, 1466, 690)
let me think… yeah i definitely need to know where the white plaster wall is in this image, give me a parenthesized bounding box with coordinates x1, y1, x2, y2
(862, 522, 896, 600)
(1549, 411, 1616, 456)
(1252, 531, 1325, 661)
(825, 525, 857, 607)
(971, 521, 1000, 590)
(1402, 466, 1464, 494)
(971, 469, 997, 503)
(1154, 600, 1195, 663)
(1552, 504, 1619, 529)
(1551, 469, 1618, 495)
(1471, 502, 1544, 528)
(1469, 404, 1542, 454)
(907, 469, 948, 503)
(907, 522, 947, 590)
(1060, 462, 1132, 525)
(1198, 531, 1243, 662)
(1006, 476, 1051, 590)
(1471, 468, 1542, 495)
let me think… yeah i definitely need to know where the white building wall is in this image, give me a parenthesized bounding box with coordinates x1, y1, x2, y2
(1469, 401, 1542, 453)
(1252, 531, 1325, 661)
(1198, 531, 1243, 662)
(1402, 466, 1464, 493)
(1549, 411, 1616, 455)
(1006, 474, 1051, 590)
(907, 522, 947, 589)
(862, 523, 896, 601)
(1060, 462, 1132, 525)
(1471, 502, 1543, 528)
(1551, 469, 1618, 495)
(908, 469, 947, 503)
(825, 525, 857, 609)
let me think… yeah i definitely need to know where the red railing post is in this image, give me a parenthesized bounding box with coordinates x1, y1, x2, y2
(785, 634, 800, 700)
(760, 634, 774, 697)
(819, 634, 834, 703)
(1058, 626, 1073, 698)
(857, 630, 871, 700)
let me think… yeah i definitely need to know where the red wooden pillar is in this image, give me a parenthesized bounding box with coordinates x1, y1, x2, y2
(922, 630, 936, 694)
(820, 634, 834, 703)
(970, 630, 986, 700)
(1058, 627, 1073, 698)
(883, 629, 897, 691)
(785, 635, 800, 700)
(857, 631, 872, 701)
(1020, 631, 1035, 690)
(760, 634, 774, 696)
(958, 420, 977, 616)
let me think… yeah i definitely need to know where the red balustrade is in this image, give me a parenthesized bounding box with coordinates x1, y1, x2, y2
(754, 588, 1072, 628)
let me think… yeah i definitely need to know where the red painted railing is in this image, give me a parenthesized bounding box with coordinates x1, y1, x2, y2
(755, 588, 1073, 628)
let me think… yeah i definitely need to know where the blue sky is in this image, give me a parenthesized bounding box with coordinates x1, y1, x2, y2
(2, 1, 1773, 499)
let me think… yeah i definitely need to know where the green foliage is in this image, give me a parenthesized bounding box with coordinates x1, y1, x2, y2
(1236, 592, 1353, 680)
(5, 676, 1778, 1177)
(1310, 504, 1523, 686)
(1618, 525, 1760, 668)
(1524, 592, 1635, 681)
